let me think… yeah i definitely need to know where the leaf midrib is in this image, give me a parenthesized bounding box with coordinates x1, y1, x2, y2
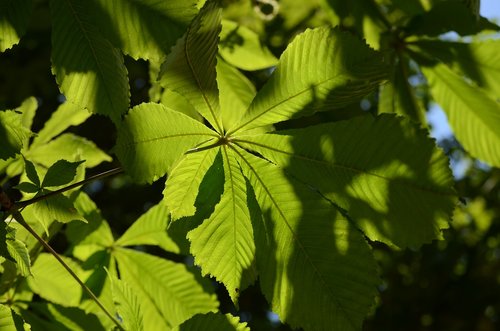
(234, 138, 454, 196)
(65, 0, 118, 113)
(120, 133, 217, 148)
(232, 145, 358, 330)
(229, 62, 386, 134)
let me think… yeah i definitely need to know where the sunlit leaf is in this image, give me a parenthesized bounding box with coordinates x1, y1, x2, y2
(0, 110, 31, 160)
(228, 27, 388, 134)
(50, 0, 129, 123)
(188, 146, 256, 303)
(177, 312, 249, 331)
(115, 103, 218, 183)
(219, 20, 278, 70)
(236, 147, 379, 331)
(159, 0, 223, 132)
(92, 0, 197, 61)
(114, 248, 218, 330)
(0, 0, 32, 51)
(235, 114, 455, 248)
(163, 147, 219, 221)
(116, 203, 179, 253)
(110, 276, 144, 331)
(421, 63, 500, 167)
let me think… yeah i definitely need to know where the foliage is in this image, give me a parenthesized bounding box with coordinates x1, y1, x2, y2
(0, 0, 499, 330)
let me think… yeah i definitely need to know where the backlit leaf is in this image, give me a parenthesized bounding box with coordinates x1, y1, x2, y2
(228, 27, 388, 134)
(159, 0, 223, 133)
(50, 0, 129, 123)
(115, 103, 218, 183)
(236, 147, 379, 331)
(188, 146, 256, 303)
(235, 114, 455, 248)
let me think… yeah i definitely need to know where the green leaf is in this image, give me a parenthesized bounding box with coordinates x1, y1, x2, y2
(6, 229, 31, 276)
(31, 190, 86, 226)
(0, 304, 30, 331)
(236, 147, 379, 331)
(421, 63, 500, 167)
(50, 0, 130, 123)
(403, 1, 496, 37)
(379, 54, 426, 123)
(217, 59, 257, 131)
(188, 146, 256, 303)
(110, 276, 144, 331)
(27, 253, 87, 307)
(228, 27, 389, 134)
(115, 103, 218, 183)
(159, 0, 223, 133)
(14, 182, 39, 194)
(177, 313, 249, 331)
(23, 303, 105, 331)
(31, 102, 91, 147)
(219, 20, 278, 71)
(28, 133, 111, 169)
(15, 97, 38, 137)
(41, 160, 84, 188)
(114, 248, 218, 330)
(163, 147, 219, 220)
(159, 88, 203, 122)
(0, 110, 31, 160)
(67, 191, 114, 250)
(115, 203, 179, 253)
(411, 39, 500, 99)
(92, 0, 198, 61)
(23, 159, 40, 188)
(0, 0, 32, 51)
(235, 114, 455, 248)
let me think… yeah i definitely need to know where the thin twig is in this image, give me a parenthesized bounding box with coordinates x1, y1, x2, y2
(12, 212, 125, 331)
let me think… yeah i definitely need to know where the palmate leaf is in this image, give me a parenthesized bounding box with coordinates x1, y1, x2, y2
(159, 0, 223, 133)
(421, 63, 500, 167)
(177, 312, 249, 331)
(163, 147, 219, 220)
(114, 248, 218, 331)
(0, 0, 32, 52)
(92, 0, 197, 61)
(235, 114, 455, 248)
(227, 26, 389, 134)
(188, 147, 256, 303)
(115, 103, 218, 183)
(235, 146, 379, 331)
(50, 0, 129, 124)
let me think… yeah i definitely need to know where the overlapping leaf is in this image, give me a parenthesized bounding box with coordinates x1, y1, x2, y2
(234, 114, 455, 248)
(236, 147, 379, 331)
(421, 63, 500, 167)
(159, 0, 223, 132)
(115, 203, 179, 253)
(0, 110, 31, 160)
(228, 27, 389, 134)
(177, 313, 249, 331)
(50, 0, 129, 123)
(0, 0, 32, 51)
(188, 147, 256, 303)
(163, 148, 219, 220)
(92, 0, 197, 61)
(115, 103, 218, 183)
(114, 248, 218, 331)
(110, 276, 144, 331)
